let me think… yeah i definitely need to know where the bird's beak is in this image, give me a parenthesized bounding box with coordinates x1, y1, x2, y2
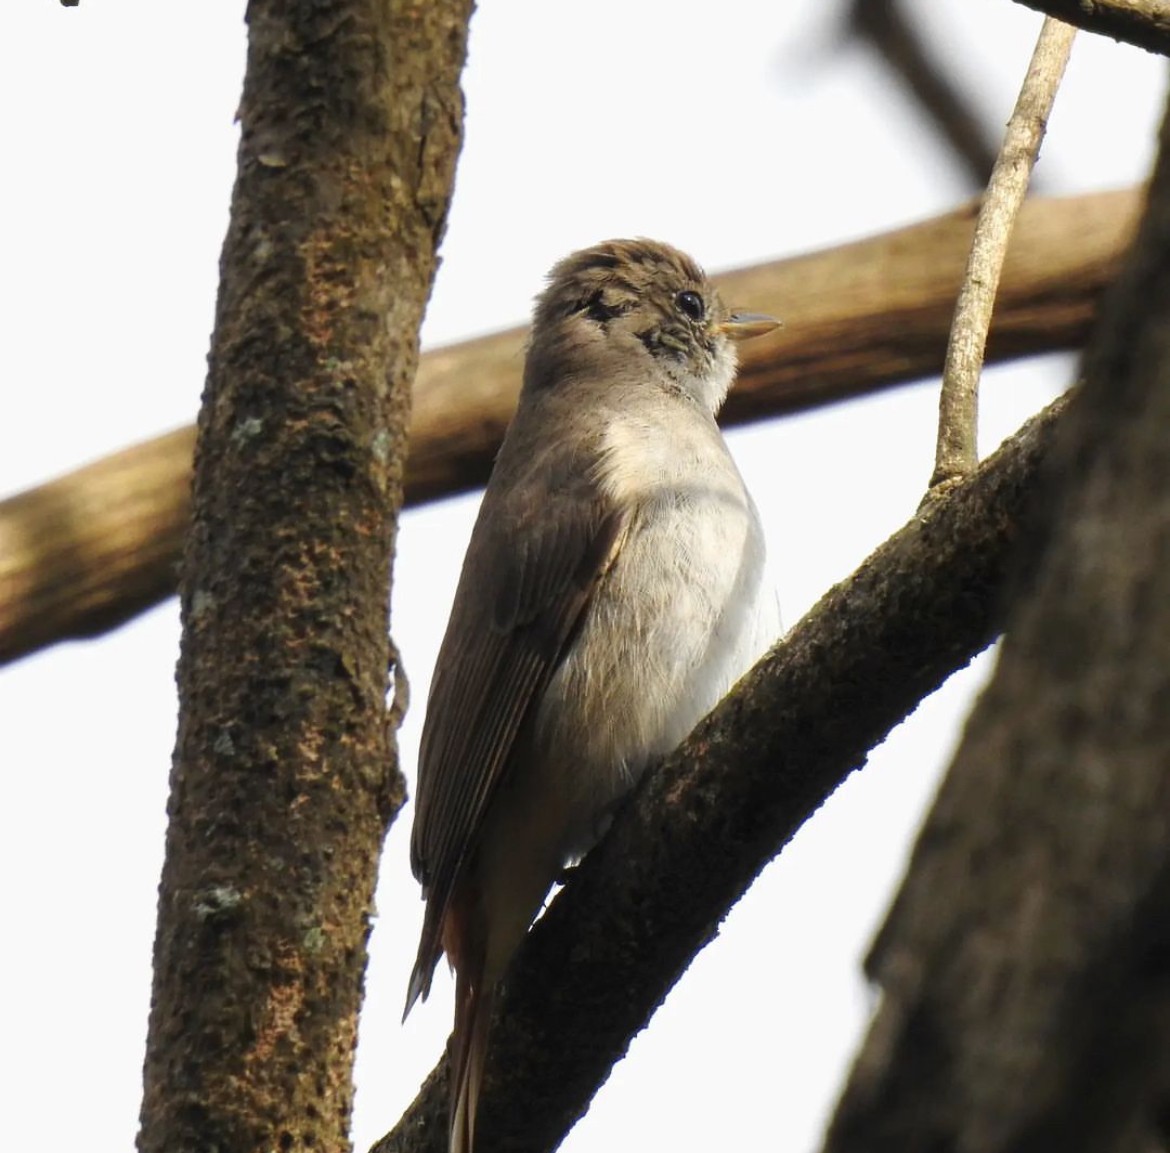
(716, 310, 782, 342)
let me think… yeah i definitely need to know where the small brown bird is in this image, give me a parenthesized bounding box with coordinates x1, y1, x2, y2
(405, 239, 779, 1153)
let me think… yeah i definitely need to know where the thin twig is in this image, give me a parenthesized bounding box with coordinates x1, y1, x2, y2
(930, 17, 1077, 490)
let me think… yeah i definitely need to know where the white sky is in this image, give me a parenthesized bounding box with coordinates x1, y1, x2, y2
(0, 3, 1163, 1151)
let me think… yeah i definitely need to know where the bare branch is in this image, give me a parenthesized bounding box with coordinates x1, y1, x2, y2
(849, 0, 998, 184)
(931, 17, 1077, 489)
(0, 425, 194, 654)
(137, 2, 471, 1149)
(0, 188, 1140, 667)
(824, 85, 1170, 1153)
(1014, 0, 1170, 56)
(375, 394, 1069, 1153)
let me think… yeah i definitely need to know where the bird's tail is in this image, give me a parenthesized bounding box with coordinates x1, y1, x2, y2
(449, 968, 496, 1153)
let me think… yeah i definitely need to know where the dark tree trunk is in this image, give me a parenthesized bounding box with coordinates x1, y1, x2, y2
(137, 3, 472, 1152)
(824, 87, 1170, 1153)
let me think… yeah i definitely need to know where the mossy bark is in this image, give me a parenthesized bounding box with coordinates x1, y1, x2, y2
(138, 3, 473, 1151)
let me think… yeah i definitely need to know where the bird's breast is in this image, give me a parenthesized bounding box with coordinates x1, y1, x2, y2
(533, 408, 771, 858)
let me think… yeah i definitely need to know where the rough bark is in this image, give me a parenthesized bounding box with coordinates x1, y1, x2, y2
(0, 188, 1140, 667)
(822, 95, 1170, 1153)
(1013, 0, 1170, 56)
(376, 393, 1068, 1153)
(136, 3, 471, 1152)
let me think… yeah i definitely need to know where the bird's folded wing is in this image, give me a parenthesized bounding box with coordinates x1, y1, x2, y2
(408, 485, 628, 987)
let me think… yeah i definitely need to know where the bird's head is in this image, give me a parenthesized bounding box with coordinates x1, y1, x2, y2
(525, 238, 779, 414)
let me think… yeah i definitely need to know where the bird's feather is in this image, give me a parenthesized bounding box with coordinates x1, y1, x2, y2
(405, 424, 627, 1015)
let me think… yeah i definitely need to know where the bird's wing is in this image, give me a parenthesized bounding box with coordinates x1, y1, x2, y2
(406, 471, 627, 1009)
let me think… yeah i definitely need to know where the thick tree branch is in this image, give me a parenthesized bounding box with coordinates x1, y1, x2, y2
(375, 393, 1069, 1153)
(137, 3, 470, 1151)
(0, 188, 1140, 667)
(1014, 0, 1170, 55)
(823, 92, 1170, 1153)
(0, 426, 194, 653)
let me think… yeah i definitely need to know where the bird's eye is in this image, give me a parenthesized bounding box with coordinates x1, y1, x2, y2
(676, 290, 705, 321)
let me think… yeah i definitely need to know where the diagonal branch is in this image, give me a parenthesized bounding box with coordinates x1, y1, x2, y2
(931, 16, 1076, 488)
(1012, 0, 1170, 55)
(0, 188, 1140, 668)
(849, 0, 998, 185)
(822, 73, 1170, 1153)
(374, 393, 1069, 1153)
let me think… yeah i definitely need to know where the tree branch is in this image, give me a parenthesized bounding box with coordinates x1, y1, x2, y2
(1013, 0, 1170, 55)
(849, 0, 998, 185)
(137, 3, 471, 1150)
(375, 392, 1069, 1153)
(823, 82, 1170, 1153)
(931, 16, 1076, 488)
(0, 188, 1140, 667)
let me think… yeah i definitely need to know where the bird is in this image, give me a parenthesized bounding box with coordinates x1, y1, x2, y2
(404, 238, 780, 1153)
